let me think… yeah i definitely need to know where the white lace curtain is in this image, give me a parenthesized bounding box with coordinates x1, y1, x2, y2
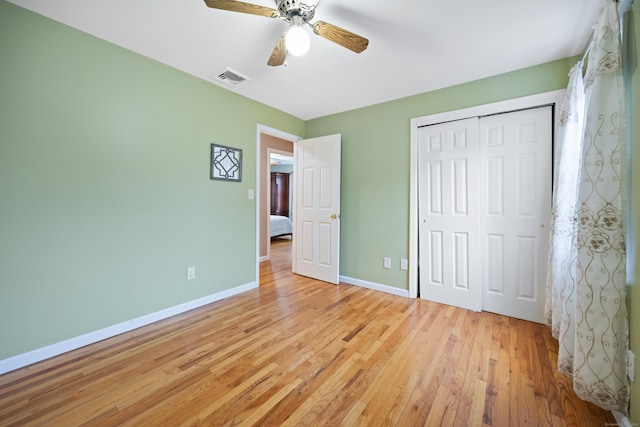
(545, 0, 629, 412)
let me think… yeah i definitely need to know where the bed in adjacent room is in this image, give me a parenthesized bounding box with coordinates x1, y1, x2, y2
(270, 215, 293, 238)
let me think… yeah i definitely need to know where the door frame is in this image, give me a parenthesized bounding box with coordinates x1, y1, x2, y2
(408, 90, 563, 299)
(256, 124, 302, 286)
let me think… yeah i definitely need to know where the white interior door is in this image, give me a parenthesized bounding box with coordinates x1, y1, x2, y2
(294, 134, 341, 284)
(418, 117, 481, 311)
(479, 106, 552, 323)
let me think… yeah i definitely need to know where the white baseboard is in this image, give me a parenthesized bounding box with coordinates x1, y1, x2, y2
(612, 410, 632, 427)
(0, 281, 257, 375)
(340, 275, 409, 298)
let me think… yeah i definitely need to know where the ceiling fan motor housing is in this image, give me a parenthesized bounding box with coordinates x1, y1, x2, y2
(277, 0, 315, 22)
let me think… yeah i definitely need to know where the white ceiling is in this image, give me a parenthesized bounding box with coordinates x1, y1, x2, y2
(271, 152, 294, 165)
(8, 0, 603, 120)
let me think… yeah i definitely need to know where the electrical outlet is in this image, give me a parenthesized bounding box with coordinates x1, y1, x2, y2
(187, 266, 196, 281)
(383, 257, 391, 269)
(400, 258, 408, 270)
(628, 349, 636, 382)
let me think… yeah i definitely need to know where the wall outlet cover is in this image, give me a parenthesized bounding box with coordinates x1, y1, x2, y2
(187, 266, 196, 280)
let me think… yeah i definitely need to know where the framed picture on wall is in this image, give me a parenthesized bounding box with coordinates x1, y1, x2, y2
(211, 143, 242, 182)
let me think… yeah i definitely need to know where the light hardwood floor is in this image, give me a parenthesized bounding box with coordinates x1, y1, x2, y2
(0, 238, 615, 426)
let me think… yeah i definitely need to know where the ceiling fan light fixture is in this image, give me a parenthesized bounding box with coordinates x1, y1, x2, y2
(285, 26, 310, 56)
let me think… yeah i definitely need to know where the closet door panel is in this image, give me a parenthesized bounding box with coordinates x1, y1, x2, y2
(479, 106, 552, 323)
(417, 117, 481, 311)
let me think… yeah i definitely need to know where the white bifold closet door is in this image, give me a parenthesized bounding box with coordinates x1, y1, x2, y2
(418, 106, 552, 323)
(418, 117, 482, 312)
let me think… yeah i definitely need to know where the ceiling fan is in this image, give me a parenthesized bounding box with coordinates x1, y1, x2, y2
(203, 0, 369, 66)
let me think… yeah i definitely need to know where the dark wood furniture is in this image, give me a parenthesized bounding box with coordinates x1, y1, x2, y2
(270, 172, 290, 217)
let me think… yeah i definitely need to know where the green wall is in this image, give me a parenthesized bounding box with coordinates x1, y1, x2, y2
(628, 4, 640, 423)
(306, 58, 577, 291)
(0, 1, 304, 359)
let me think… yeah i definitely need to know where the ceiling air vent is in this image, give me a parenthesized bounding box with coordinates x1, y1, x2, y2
(215, 68, 250, 87)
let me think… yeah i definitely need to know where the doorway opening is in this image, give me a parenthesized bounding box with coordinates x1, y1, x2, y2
(267, 149, 294, 268)
(256, 125, 300, 286)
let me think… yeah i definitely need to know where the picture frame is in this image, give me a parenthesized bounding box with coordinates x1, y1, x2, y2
(210, 143, 242, 182)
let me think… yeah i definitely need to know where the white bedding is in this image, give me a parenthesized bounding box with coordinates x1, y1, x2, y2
(270, 215, 293, 237)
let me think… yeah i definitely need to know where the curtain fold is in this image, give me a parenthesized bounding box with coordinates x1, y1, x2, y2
(545, 0, 629, 412)
(545, 61, 585, 375)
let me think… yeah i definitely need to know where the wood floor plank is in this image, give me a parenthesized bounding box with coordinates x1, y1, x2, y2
(367, 318, 434, 425)
(0, 238, 616, 426)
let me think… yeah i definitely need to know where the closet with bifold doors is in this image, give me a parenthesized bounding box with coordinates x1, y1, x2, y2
(417, 105, 552, 323)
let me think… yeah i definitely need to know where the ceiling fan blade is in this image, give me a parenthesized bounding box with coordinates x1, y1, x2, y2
(312, 21, 369, 54)
(203, 0, 279, 18)
(267, 33, 287, 66)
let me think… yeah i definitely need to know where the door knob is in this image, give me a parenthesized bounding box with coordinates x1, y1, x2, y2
(331, 214, 337, 219)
